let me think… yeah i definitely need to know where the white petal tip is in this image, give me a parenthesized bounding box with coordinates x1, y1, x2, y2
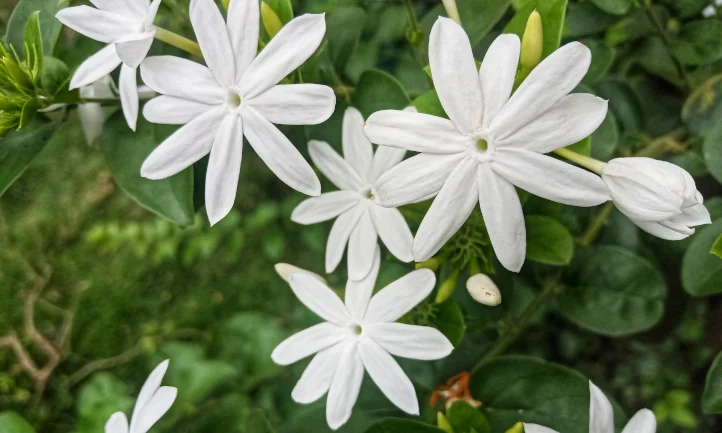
(467, 274, 502, 306)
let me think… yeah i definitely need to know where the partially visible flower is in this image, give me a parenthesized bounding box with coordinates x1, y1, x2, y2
(56, 0, 161, 130)
(271, 255, 453, 430)
(104, 360, 177, 433)
(602, 157, 711, 240)
(291, 107, 414, 280)
(275, 262, 326, 284)
(524, 381, 657, 433)
(466, 274, 501, 306)
(140, 0, 334, 225)
(703, 0, 722, 17)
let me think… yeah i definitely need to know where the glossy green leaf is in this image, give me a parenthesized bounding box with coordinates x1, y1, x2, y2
(243, 409, 276, 433)
(352, 69, 411, 119)
(590, 0, 631, 15)
(558, 246, 666, 336)
(566, 136, 591, 156)
(434, 299, 466, 347)
(456, 0, 512, 47)
(412, 90, 447, 118)
(671, 20, 722, 66)
(326, 8, 366, 72)
(24, 11, 43, 77)
(0, 412, 36, 433)
(590, 111, 619, 161)
(594, 79, 644, 131)
(446, 401, 491, 433)
(18, 98, 39, 129)
(0, 116, 59, 196)
(5, 0, 67, 54)
(582, 39, 614, 85)
(364, 418, 446, 433)
(682, 219, 722, 296)
(504, 0, 569, 58)
(712, 235, 722, 259)
(40, 55, 70, 95)
(525, 215, 574, 266)
(100, 114, 195, 226)
(703, 351, 722, 414)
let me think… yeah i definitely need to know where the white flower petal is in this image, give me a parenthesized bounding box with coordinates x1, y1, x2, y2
(248, 84, 335, 125)
(308, 140, 365, 191)
(477, 164, 526, 273)
(497, 94, 608, 154)
(115, 35, 154, 69)
(492, 42, 591, 140)
(621, 409, 656, 433)
(589, 381, 615, 433)
(227, 0, 259, 80)
(364, 110, 469, 154)
(119, 64, 139, 131)
(141, 107, 225, 179)
(288, 273, 351, 325)
(205, 114, 243, 226)
(189, 0, 235, 87)
(428, 17, 483, 134)
(365, 323, 452, 360)
(523, 424, 560, 433)
(271, 323, 347, 365)
(291, 342, 344, 404)
(105, 412, 129, 433)
(373, 153, 465, 207)
(133, 386, 177, 433)
(671, 203, 711, 226)
(369, 205, 412, 262)
(240, 14, 326, 99)
(143, 96, 214, 125)
(90, 0, 137, 17)
(275, 263, 326, 284)
(413, 158, 479, 262)
(78, 102, 106, 144)
(326, 342, 364, 431)
(492, 149, 610, 206)
(343, 107, 374, 181)
(70, 44, 122, 89)
(140, 56, 225, 105)
(242, 107, 321, 196)
(56, 6, 137, 43)
(364, 269, 435, 323)
(358, 338, 419, 415)
(369, 145, 406, 184)
(131, 360, 169, 429)
(145, 0, 161, 28)
(633, 219, 692, 240)
(326, 205, 364, 273)
(480, 34, 520, 129)
(348, 209, 378, 281)
(292, 192, 360, 225)
(345, 246, 380, 320)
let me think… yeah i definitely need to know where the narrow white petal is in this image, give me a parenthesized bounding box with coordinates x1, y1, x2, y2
(105, 412, 129, 433)
(477, 164, 526, 273)
(275, 263, 326, 284)
(205, 114, 243, 226)
(492, 149, 610, 206)
(364, 269, 435, 323)
(132, 387, 177, 433)
(358, 338, 419, 415)
(90, 0, 137, 16)
(308, 140, 365, 191)
(227, 0, 259, 80)
(326, 343, 364, 431)
(119, 64, 139, 131)
(292, 342, 344, 404)
(78, 103, 106, 144)
(365, 323, 452, 360)
(364, 110, 469, 154)
(131, 360, 169, 429)
(70, 44, 122, 89)
(492, 42, 591, 139)
(140, 56, 225, 105)
(248, 84, 335, 125)
(621, 409, 656, 433)
(633, 219, 692, 241)
(115, 35, 154, 69)
(480, 34, 520, 129)
(343, 107, 374, 182)
(671, 203, 711, 226)
(523, 424, 560, 433)
(347, 209, 378, 280)
(189, 0, 235, 86)
(428, 17, 483, 134)
(145, 0, 161, 28)
(56, 6, 137, 43)
(143, 96, 214, 125)
(141, 107, 225, 179)
(413, 158, 479, 262)
(242, 107, 321, 196)
(369, 145, 406, 184)
(345, 246, 380, 320)
(292, 192, 360, 225)
(288, 273, 351, 325)
(271, 323, 347, 365)
(326, 206, 364, 273)
(497, 94, 608, 153)
(589, 382, 615, 433)
(369, 205, 413, 262)
(373, 153, 465, 207)
(239, 14, 326, 99)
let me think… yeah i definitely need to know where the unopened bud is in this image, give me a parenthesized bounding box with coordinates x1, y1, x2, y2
(436, 267, 461, 304)
(505, 422, 524, 433)
(520, 10, 543, 71)
(437, 412, 454, 433)
(441, 0, 462, 26)
(466, 274, 501, 306)
(274, 263, 326, 285)
(261, 2, 283, 38)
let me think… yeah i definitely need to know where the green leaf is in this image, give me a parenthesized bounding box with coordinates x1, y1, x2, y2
(605, 6, 668, 46)
(100, 114, 195, 226)
(504, 0, 569, 58)
(566, 136, 591, 156)
(267, 0, 293, 23)
(242, 409, 276, 433)
(671, 20, 722, 66)
(594, 79, 644, 131)
(590, 111, 619, 161)
(5, 0, 67, 54)
(364, 418, 446, 433)
(0, 116, 59, 196)
(703, 351, 722, 414)
(712, 235, 722, 259)
(590, 0, 631, 15)
(446, 401, 491, 433)
(75, 373, 134, 433)
(412, 90, 447, 118)
(525, 215, 574, 266)
(558, 246, 666, 336)
(682, 74, 722, 136)
(457, 0, 512, 47)
(40, 55, 70, 95)
(326, 8, 366, 73)
(23, 11, 43, 77)
(433, 299, 466, 347)
(682, 219, 722, 296)
(352, 69, 411, 119)
(703, 122, 722, 184)
(634, 37, 684, 87)
(0, 412, 36, 433)
(582, 39, 614, 85)
(564, 2, 619, 39)
(18, 98, 39, 129)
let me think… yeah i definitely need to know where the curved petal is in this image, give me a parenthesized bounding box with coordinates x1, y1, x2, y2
(145, 0, 161, 28)
(248, 84, 335, 125)
(239, 14, 326, 99)
(428, 17, 482, 134)
(345, 246, 380, 320)
(347, 209, 378, 281)
(492, 149, 610, 206)
(369, 145, 406, 184)
(189, 0, 235, 86)
(364, 269, 435, 323)
(292, 192, 361, 225)
(523, 424, 560, 433)
(477, 164, 526, 273)
(143, 96, 214, 125)
(343, 107, 374, 182)
(205, 114, 243, 226)
(115, 35, 154, 68)
(140, 56, 225, 104)
(56, 6, 137, 43)
(292, 342, 345, 404)
(90, 0, 140, 17)
(132, 359, 169, 423)
(358, 338, 418, 415)
(326, 205, 364, 273)
(589, 382, 615, 433)
(242, 107, 321, 196)
(105, 412, 129, 433)
(288, 273, 351, 325)
(364, 110, 469, 154)
(70, 44, 122, 89)
(133, 387, 177, 433)
(308, 140, 365, 191)
(621, 409, 656, 433)
(413, 158, 479, 262)
(480, 34, 520, 129)
(633, 219, 693, 240)
(365, 323, 452, 360)
(119, 64, 139, 131)
(271, 323, 347, 365)
(326, 342, 364, 431)
(369, 205, 412, 262)
(227, 0, 259, 80)
(671, 203, 711, 226)
(78, 102, 106, 144)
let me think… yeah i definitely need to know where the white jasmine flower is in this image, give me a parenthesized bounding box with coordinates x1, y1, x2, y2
(104, 360, 178, 433)
(140, 0, 334, 225)
(275, 262, 326, 284)
(271, 255, 453, 430)
(601, 157, 711, 240)
(466, 274, 501, 306)
(291, 107, 414, 280)
(77, 76, 118, 144)
(364, 18, 610, 273)
(525, 381, 656, 433)
(56, 0, 162, 130)
(703, 0, 722, 17)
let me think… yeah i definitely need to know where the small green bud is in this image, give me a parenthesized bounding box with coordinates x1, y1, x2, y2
(406, 26, 424, 47)
(520, 10, 543, 71)
(416, 257, 442, 271)
(505, 422, 524, 433)
(437, 412, 455, 433)
(436, 267, 461, 304)
(261, 2, 284, 38)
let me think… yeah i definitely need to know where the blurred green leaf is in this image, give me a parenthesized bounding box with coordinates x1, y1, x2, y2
(564, 2, 618, 38)
(712, 235, 722, 259)
(703, 121, 722, 184)
(24, 11, 42, 78)
(682, 219, 722, 296)
(18, 98, 39, 129)
(457, 0, 512, 47)
(352, 69, 411, 118)
(40, 55, 70, 95)
(5, 0, 67, 54)
(0, 412, 36, 433)
(634, 37, 683, 87)
(268, 0, 293, 24)
(0, 116, 59, 196)
(605, 6, 667, 46)
(682, 74, 722, 136)
(446, 401, 490, 433)
(242, 409, 276, 433)
(590, 0, 630, 15)
(582, 39, 614, 85)
(671, 20, 722, 66)
(504, 0, 568, 58)
(703, 351, 722, 414)
(364, 418, 446, 433)
(566, 136, 591, 156)
(590, 111, 619, 161)
(75, 373, 134, 433)
(412, 90, 447, 118)
(326, 8, 366, 73)
(595, 79, 644, 131)
(525, 215, 574, 266)
(434, 300, 466, 347)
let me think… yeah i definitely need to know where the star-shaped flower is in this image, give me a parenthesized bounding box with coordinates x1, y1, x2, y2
(139, 0, 335, 225)
(56, 0, 162, 130)
(291, 107, 414, 280)
(364, 17, 610, 273)
(271, 254, 453, 430)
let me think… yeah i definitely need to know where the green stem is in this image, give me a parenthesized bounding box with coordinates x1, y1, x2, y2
(553, 147, 607, 175)
(634, 127, 688, 158)
(579, 202, 615, 247)
(402, 0, 421, 32)
(154, 27, 202, 57)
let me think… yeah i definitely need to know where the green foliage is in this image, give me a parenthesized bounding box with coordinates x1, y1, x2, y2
(457, 0, 512, 47)
(364, 418, 446, 433)
(0, 412, 37, 433)
(671, 20, 722, 66)
(242, 409, 276, 433)
(352, 69, 411, 118)
(590, 0, 631, 15)
(524, 215, 574, 266)
(326, 8, 366, 73)
(432, 300, 466, 347)
(445, 401, 490, 433)
(703, 351, 722, 414)
(505, 0, 568, 58)
(682, 219, 722, 296)
(75, 374, 134, 433)
(712, 235, 722, 259)
(0, 117, 59, 195)
(5, 0, 67, 55)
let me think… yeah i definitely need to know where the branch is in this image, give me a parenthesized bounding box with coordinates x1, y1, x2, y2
(0, 333, 40, 378)
(67, 342, 146, 387)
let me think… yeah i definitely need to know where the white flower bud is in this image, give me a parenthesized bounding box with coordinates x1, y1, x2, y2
(601, 157, 711, 240)
(466, 274, 501, 306)
(274, 263, 327, 285)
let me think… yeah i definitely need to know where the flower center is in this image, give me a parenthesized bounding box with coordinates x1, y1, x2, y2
(360, 186, 374, 200)
(226, 91, 242, 108)
(349, 323, 363, 335)
(476, 138, 489, 152)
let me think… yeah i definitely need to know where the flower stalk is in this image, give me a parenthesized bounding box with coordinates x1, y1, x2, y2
(553, 147, 606, 175)
(154, 27, 203, 57)
(441, 0, 462, 25)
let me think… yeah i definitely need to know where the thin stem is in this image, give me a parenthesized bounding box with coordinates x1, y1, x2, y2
(553, 147, 607, 175)
(634, 127, 688, 158)
(579, 202, 615, 247)
(403, 0, 421, 32)
(154, 27, 202, 57)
